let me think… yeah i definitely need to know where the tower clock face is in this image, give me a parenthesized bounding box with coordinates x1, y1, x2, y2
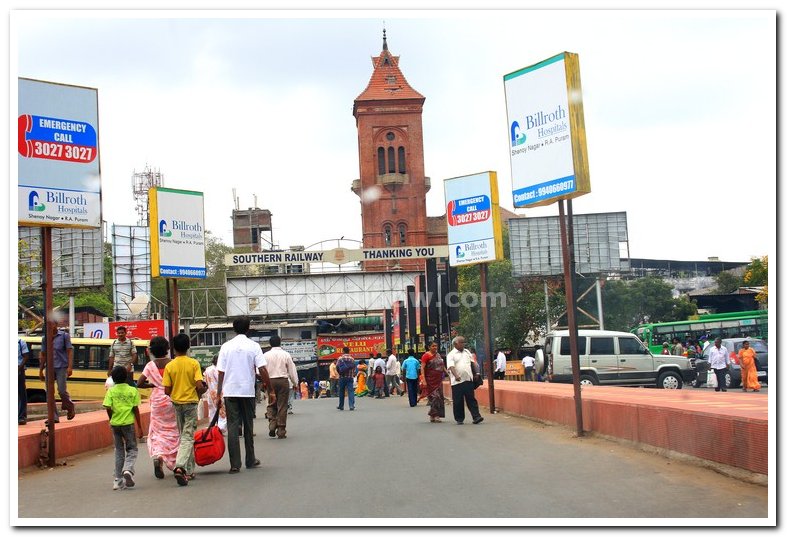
(386, 132, 395, 141)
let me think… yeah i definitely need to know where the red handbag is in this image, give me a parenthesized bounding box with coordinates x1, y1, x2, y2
(193, 411, 225, 466)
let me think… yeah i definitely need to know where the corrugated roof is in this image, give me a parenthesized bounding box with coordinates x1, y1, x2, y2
(354, 39, 425, 105)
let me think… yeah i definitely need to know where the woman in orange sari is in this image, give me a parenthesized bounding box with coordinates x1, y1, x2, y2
(299, 379, 309, 400)
(355, 359, 369, 397)
(739, 340, 761, 392)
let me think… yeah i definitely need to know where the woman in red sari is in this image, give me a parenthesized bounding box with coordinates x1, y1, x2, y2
(420, 342, 449, 423)
(136, 336, 180, 478)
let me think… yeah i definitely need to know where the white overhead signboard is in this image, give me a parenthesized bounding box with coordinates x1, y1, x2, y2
(149, 187, 206, 279)
(18, 78, 102, 228)
(443, 171, 504, 267)
(504, 52, 590, 208)
(225, 245, 449, 266)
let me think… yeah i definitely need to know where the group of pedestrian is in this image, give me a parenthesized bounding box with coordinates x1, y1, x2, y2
(705, 336, 761, 393)
(93, 320, 490, 491)
(104, 332, 200, 490)
(104, 316, 303, 490)
(662, 338, 704, 358)
(328, 339, 483, 427)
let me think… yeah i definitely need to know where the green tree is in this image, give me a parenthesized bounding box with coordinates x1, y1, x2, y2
(743, 255, 767, 286)
(154, 230, 233, 319)
(601, 276, 697, 331)
(455, 225, 565, 353)
(743, 255, 768, 305)
(714, 271, 744, 294)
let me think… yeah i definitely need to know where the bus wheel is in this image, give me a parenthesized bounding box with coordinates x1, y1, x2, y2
(27, 389, 46, 403)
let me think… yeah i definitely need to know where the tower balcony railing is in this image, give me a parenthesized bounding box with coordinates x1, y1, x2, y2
(378, 172, 408, 189)
(351, 174, 430, 195)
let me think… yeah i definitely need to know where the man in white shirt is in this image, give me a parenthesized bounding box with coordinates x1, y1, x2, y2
(263, 335, 299, 439)
(707, 337, 731, 392)
(522, 352, 536, 381)
(373, 353, 388, 397)
(385, 349, 402, 396)
(217, 317, 270, 473)
(494, 349, 507, 380)
(446, 336, 483, 425)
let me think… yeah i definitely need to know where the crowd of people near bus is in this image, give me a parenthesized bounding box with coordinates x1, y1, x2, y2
(659, 336, 710, 358)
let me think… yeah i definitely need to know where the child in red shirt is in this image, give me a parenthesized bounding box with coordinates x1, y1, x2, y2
(372, 367, 386, 399)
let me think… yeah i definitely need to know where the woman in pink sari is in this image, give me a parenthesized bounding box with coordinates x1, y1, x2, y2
(136, 336, 180, 479)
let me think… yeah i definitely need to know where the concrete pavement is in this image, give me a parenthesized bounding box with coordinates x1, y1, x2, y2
(17, 393, 769, 521)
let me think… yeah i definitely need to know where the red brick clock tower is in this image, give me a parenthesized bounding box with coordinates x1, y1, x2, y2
(352, 31, 431, 272)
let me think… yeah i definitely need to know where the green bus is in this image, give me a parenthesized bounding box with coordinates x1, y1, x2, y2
(632, 310, 768, 355)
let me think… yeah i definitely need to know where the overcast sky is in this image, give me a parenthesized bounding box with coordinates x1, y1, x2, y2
(13, 9, 775, 262)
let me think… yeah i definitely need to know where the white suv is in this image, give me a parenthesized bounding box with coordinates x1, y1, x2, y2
(541, 330, 696, 389)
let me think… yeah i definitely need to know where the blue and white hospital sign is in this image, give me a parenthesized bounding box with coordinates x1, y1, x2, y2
(149, 187, 207, 279)
(444, 171, 504, 267)
(504, 52, 590, 208)
(18, 78, 102, 228)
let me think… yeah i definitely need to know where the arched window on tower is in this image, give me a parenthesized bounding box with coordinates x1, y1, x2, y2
(387, 147, 396, 174)
(398, 147, 406, 173)
(398, 224, 407, 245)
(384, 224, 392, 246)
(377, 147, 386, 175)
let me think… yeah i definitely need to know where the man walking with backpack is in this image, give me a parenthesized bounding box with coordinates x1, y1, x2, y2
(336, 348, 356, 411)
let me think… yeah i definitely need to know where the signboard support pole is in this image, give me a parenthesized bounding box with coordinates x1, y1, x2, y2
(41, 227, 57, 467)
(480, 263, 496, 414)
(544, 280, 551, 332)
(596, 278, 605, 330)
(172, 279, 180, 339)
(559, 200, 584, 437)
(69, 295, 75, 337)
(165, 279, 174, 357)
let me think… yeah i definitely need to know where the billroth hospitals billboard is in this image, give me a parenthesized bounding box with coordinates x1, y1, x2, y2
(444, 171, 504, 267)
(149, 187, 207, 279)
(504, 52, 591, 208)
(18, 78, 102, 228)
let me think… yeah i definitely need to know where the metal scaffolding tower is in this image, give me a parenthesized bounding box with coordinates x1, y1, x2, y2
(132, 165, 164, 226)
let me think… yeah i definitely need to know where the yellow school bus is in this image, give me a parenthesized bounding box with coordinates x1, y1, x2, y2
(21, 336, 152, 402)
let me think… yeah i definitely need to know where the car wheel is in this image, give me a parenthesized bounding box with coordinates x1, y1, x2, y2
(579, 374, 598, 386)
(657, 371, 683, 389)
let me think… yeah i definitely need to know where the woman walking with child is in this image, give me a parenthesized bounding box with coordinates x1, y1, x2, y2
(135, 336, 180, 479)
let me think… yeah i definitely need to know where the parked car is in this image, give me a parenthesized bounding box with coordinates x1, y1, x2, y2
(700, 338, 768, 389)
(541, 330, 695, 389)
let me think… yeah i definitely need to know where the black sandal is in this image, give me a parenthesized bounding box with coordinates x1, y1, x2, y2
(153, 458, 164, 479)
(228, 467, 240, 474)
(174, 467, 188, 486)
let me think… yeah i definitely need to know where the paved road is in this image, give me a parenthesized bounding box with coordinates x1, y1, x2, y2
(17, 393, 768, 520)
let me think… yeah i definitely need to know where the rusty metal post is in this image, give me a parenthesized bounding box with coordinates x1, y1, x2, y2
(172, 279, 180, 338)
(480, 263, 496, 413)
(559, 200, 584, 436)
(41, 227, 57, 466)
(165, 279, 174, 357)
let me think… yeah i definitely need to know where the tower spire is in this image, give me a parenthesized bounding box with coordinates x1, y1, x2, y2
(382, 25, 388, 51)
